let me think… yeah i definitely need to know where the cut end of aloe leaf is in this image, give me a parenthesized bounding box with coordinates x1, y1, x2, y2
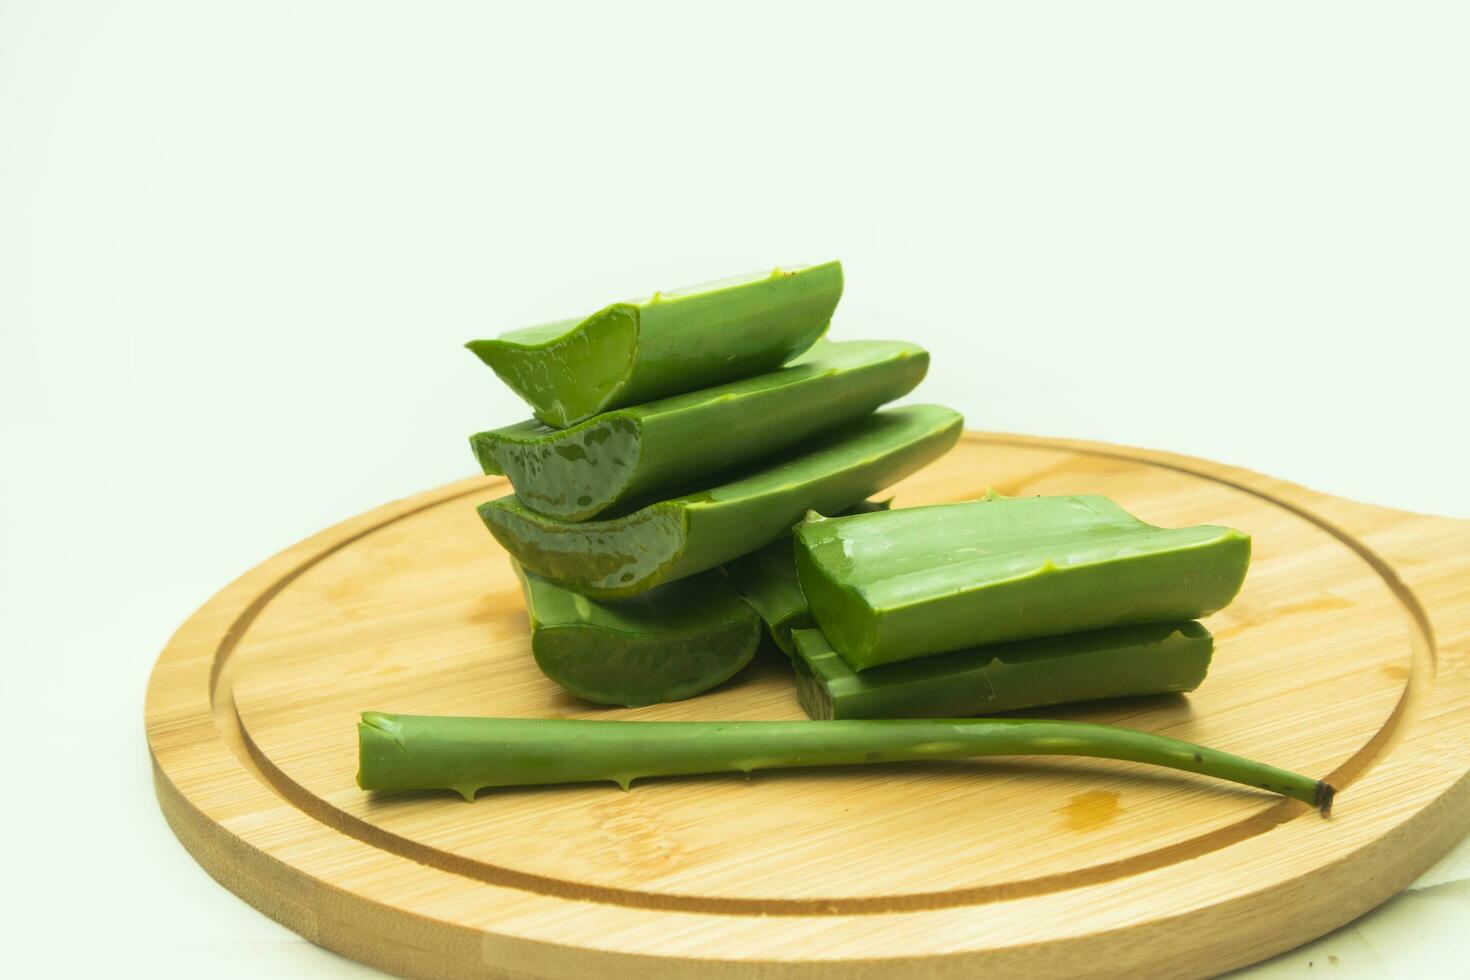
(468, 306, 639, 427)
(467, 432, 506, 476)
(478, 495, 687, 599)
(357, 712, 408, 791)
(1316, 781, 1337, 818)
(470, 415, 644, 520)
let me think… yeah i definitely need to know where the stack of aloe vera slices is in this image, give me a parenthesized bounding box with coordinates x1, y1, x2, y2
(769, 492, 1250, 719)
(467, 262, 963, 706)
(355, 264, 1314, 808)
(467, 262, 1250, 718)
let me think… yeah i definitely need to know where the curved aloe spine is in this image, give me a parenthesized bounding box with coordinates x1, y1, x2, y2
(357, 713, 1335, 814)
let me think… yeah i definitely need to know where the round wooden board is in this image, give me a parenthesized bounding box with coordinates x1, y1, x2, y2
(146, 432, 1470, 979)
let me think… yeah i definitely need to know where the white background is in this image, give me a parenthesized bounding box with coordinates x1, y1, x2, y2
(3, 1, 1466, 976)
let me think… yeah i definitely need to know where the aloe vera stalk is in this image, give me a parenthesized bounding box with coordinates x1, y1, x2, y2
(514, 561, 759, 707)
(794, 493, 1251, 671)
(466, 262, 842, 427)
(478, 405, 963, 600)
(470, 340, 928, 521)
(356, 713, 1335, 813)
(724, 499, 891, 656)
(791, 622, 1213, 720)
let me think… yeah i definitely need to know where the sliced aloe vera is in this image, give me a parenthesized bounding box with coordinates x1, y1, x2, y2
(514, 562, 758, 707)
(470, 340, 927, 521)
(794, 493, 1250, 671)
(723, 500, 889, 656)
(478, 405, 963, 600)
(466, 262, 842, 427)
(790, 622, 1214, 720)
(723, 537, 812, 656)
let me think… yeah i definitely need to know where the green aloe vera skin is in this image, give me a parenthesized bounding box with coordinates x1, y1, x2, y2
(356, 713, 1334, 813)
(724, 537, 813, 655)
(465, 262, 843, 428)
(470, 340, 928, 522)
(790, 622, 1213, 720)
(724, 499, 892, 655)
(794, 494, 1251, 671)
(514, 562, 759, 707)
(478, 405, 963, 600)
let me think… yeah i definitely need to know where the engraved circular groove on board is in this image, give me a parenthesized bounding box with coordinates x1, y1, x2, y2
(224, 437, 1417, 909)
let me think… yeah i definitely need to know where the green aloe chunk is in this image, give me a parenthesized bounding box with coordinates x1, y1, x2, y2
(469, 340, 928, 522)
(466, 262, 842, 428)
(790, 622, 1213, 720)
(513, 561, 759, 708)
(723, 537, 813, 655)
(723, 498, 890, 655)
(794, 493, 1251, 671)
(478, 405, 963, 600)
(356, 713, 1334, 813)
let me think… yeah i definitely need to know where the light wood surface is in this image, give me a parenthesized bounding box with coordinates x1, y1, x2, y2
(144, 432, 1470, 979)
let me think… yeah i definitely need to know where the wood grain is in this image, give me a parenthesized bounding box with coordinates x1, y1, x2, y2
(145, 432, 1470, 978)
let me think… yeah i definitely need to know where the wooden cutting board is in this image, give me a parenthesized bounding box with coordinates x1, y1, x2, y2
(145, 432, 1470, 979)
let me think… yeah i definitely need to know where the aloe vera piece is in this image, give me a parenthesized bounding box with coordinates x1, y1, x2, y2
(478, 405, 963, 600)
(356, 713, 1334, 813)
(465, 263, 842, 427)
(723, 499, 890, 655)
(790, 622, 1213, 720)
(514, 561, 759, 707)
(724, 537, 813, 655)
(794, 494, 1251, 671)
(469, 340, 928, 521)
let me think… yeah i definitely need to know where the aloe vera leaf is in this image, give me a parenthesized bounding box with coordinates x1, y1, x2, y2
(724, 499, 891, 655)
(794, 493, 1250, 670)
(720, 502, 882, 655)
(469, 340, 928, 521)
(790, 622, 1213, 720)
(356, 713, 1334, 813)
(477, 405, 963, 600)
(465, 262, 842, 427)
(724, 537, 813, 655)
(513, 561, 759, 708)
